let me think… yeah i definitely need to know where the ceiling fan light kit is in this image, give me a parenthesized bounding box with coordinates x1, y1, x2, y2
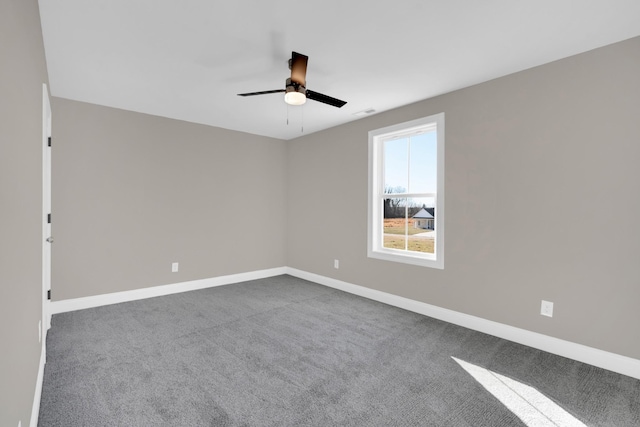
(238, 51, 347, 108)
(284, 78, 307, 105)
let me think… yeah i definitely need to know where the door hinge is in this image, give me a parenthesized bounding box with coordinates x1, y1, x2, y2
(48, 137, 51, 147)
(47, 290, 51, 300)
(47, 213, 51, 224)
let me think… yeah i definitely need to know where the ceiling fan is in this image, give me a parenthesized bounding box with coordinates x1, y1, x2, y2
(237, 51, 347, 108)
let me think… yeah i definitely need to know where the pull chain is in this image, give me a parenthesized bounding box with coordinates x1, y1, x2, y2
(285, 104, 305, 133)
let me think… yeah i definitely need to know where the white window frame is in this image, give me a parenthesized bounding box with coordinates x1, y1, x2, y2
(368, 113, 445, 269)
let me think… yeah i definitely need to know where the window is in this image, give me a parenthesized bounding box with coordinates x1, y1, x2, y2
(368, 113, 444, 268)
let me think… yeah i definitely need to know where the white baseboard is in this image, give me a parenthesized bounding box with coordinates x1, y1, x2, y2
(47, 265, 640, 380)
(51, 267, 287, 314)
(30, 343, 46, 427)
(286, 267, 640, 380)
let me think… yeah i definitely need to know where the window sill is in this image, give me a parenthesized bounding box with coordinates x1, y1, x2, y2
(368, 248, 444, 269)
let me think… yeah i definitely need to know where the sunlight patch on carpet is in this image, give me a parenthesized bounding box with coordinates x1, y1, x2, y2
(452, 357, 586, 427)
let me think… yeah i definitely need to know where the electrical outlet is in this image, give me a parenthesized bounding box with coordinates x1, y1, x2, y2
(541, 300, 554, 317)
(334, 259, 339, 269)
(171, 262, 179, 272)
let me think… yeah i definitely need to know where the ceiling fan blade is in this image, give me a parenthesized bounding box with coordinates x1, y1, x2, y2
(237, 89, 285, 97)
(306, 90, 347, 108)
(290, 52, 308, 86)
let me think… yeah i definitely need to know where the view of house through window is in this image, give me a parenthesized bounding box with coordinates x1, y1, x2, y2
(368, 113, 444, 268)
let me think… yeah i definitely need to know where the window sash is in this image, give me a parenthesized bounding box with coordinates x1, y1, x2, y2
(368, 112, 444, 269)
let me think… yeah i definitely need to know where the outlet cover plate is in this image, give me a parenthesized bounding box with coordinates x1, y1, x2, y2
(541, 300, 554, 317)
(171, 262, 179, 272)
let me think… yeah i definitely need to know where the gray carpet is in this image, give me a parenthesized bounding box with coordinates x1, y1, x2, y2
(39, 275, 640, 426)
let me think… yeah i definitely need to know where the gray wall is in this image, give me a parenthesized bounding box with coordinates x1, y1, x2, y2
(0, 0, 49, 425)
(52, 99, 287, 300)
(287, 37, 640, 360)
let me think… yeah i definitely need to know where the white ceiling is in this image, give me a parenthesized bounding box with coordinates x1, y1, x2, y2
(39, 1, 640, 140)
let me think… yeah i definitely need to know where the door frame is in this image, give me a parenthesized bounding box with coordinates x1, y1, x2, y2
(42, 84, 52, 335)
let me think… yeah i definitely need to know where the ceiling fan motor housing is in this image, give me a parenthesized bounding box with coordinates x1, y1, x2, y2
(285, 78, 306, 94)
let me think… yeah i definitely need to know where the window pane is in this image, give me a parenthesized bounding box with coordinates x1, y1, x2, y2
(384, 138, 408, 193)
(383, 197, 407, 250)
(407, 197, 435, 254)
(409, 131, 437, 194)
